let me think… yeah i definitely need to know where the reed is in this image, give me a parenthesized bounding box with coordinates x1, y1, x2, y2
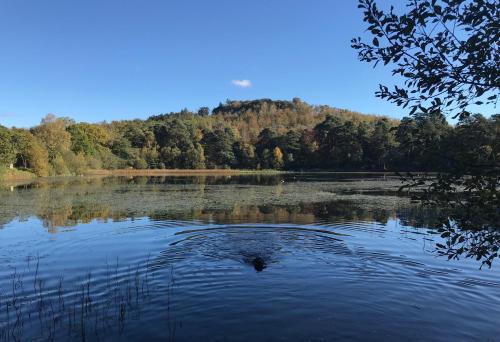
(0, 256, 169, 342)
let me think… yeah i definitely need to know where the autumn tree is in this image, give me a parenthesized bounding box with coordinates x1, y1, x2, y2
(272, 147, 284, 169)
(27, 138, 50, 177)
(32, 114, 72, 162)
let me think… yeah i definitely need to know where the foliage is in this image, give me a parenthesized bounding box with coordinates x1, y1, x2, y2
(67, 123, 108, 156)
(0, 98, 495, 182)
(352, 0, 499, 266)
(153, 119, 205, 169)
(351, 0, 499, 119)
(436, 220, 500, 269)
(202, 128, 237, 168)
(27, 138, 50, 177)
(31, 114, 72, 162)
(0, 126, 15, 166)
(10, 128, 34, 169)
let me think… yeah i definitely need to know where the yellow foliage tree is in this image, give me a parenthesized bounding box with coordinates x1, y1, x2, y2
(273, 147, 284, 169)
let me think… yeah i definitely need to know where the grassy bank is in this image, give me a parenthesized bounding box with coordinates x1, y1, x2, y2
(0, 168, 36, 182)
(0, 167, 287, 188)
(83, 168, 287, 176)
(0, 167, 420, 183)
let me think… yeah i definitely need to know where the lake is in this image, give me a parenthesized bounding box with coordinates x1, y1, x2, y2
(0, 174, 499, 341)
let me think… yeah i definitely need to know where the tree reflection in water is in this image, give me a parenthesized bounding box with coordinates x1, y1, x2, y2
(397, 171, 500, 268)
(0, 174, 498, 268)
(435, 216, 500, 269)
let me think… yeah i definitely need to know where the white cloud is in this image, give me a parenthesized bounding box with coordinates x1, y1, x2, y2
(231, 79, 252, 88)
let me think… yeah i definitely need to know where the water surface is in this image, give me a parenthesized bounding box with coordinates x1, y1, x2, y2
(0, 174, 498, 341)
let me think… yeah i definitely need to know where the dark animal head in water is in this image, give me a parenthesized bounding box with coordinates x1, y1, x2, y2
(251, 257, 266, 272)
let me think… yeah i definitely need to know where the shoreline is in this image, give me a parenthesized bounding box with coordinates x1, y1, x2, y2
(1, 168, 433, 186)
(0, 168, 286, 186)
(83, 168, 287, 176)
(0, 169, 36, 182)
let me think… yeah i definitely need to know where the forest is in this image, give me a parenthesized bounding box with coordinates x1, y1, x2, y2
(0, 98, 498, 177)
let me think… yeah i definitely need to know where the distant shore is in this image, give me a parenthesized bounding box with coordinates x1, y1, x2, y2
(0, 167, 422, 182)
(1, 167, 415, 183)
(0, 168, 36, 182)
(83, 169, 287, 176)
(0, 168, 286, 183)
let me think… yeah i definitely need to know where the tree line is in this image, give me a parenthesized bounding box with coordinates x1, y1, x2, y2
(0, 98, 498, 176)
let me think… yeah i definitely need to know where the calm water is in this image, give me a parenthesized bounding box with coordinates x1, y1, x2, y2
(0, 174, 498, 341)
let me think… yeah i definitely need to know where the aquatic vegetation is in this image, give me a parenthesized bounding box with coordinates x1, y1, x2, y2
(0, 174, 411, 231)
(0, 256, 168, 342)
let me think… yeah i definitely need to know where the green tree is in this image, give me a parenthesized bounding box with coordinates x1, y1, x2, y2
(314, 117, 363, 169)
(255, 128, 279, 168)
(448, 114, 499, 173)
(67, 123, 107, 156)
(202, 128, 237, 168)
(64, 152, 88, 175)
(52, 155, 69, 175)
(367, 118, 395, 170)
(395, 112, 450, 171)
(197, 107, 210, 116)
(154, 119, 205, 169)
(0, 125, 15, 167)
(111, 136, 135, 161)
(281, 130, 302, 168)
(233, 142, 256, 168)
(11, 128, 34, 169)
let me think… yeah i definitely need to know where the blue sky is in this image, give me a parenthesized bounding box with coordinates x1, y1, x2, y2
(0, 0, 483, 128)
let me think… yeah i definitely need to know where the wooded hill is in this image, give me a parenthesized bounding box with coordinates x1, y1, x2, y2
(0, 98, 498, 176)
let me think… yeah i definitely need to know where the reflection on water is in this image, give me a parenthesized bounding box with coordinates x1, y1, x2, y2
(0, 174, 431, 232)
(0, 175, 499, 341)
